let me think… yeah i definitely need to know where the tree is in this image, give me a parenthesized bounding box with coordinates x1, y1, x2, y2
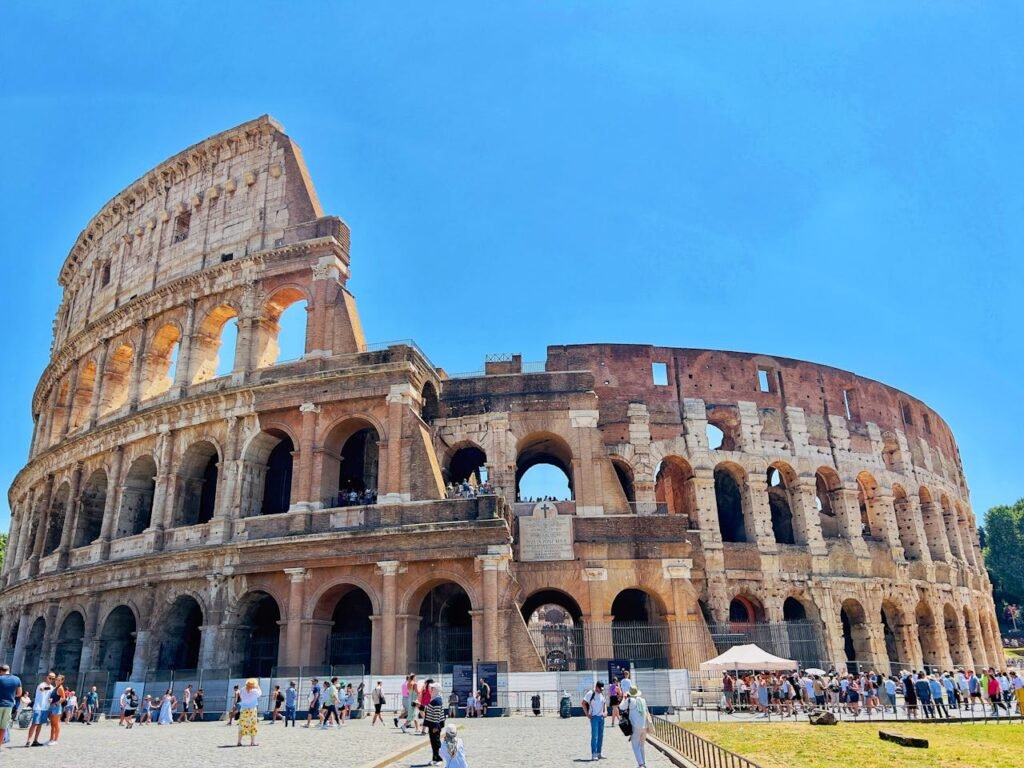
(0, 533, 5, 572)
(981, 499, 1024, 626)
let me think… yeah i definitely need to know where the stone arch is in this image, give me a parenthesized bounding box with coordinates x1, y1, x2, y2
(401, 570, 480, 616)
(75, 468, 108, 547)
(915, 600, 942, 671)
(190, 303, 239, 384)
(610, 457, 636, 504)
(918, 486, 948, 560)
(714, 462, 750, 543)
(815, 466, 842, 540)
(421, 381, 439, 422)
(940, 493, 964, 560)
(891, 484, 923, 560)
(98, 605, 137, 681)
(654, 456, 696, 522)
(53, 611, 86, 685)
(705, 407, 740, 451)
(155, 594, 205, 671)
(99, 342, 134, 416)
(175, 439, 221, 527)
(240, 428, 296, 516)
(610, 587, 669, 667)
(23, 616, 47, 675)
(444, 441, 488, 487)
(880, 599, 911, 673)
(414, 580, 474, 668)
(321, 416, 383, 505)
(69, 358, 97, 431)
(955, 504, 978, 568)
(117, 455, 156, 537)
(856, 471, 885, 540)
(229, 590, 282, 677)
(840, 598, 873, 672)
(515, 431, 574, 501)
(767, 462, 797, 545)
(255, 285, 311, 368)
(310, 581, 378, 670)
(728, 593, 765, 627)
(43, 481, 72, 556)
(140, 322, 182, 400)
(943, 603, 968, 667)
(521, 589, 585, 672)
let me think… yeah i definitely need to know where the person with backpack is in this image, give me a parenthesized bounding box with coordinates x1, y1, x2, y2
(582, 681, 607, 761)
(371, 681, 386, 725)
(124, 688, 139, 729)
(622, 685, 652, 768)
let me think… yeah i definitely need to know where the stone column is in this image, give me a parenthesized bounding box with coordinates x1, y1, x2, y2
(87, 339, 110, 427)
(942, 507, 966, 564)
(10, 609, 31, 673)
(57, 462, 84, 567)
(38, 602, 59, 673)
(130, 630, 150, 681)
(28, 475, 55, 576)
(834, 488, 870, 558)
(209, 417, 241, 542)
(171, 299, 196, 393)
(283, 568, 307, 666)
(900, 494, 930, 563)
(126, 320, 148, 411)
(60, 365, 81, 439)
(791, 481, 828, 556)
(14, 488, 37, 573)
(477, 554, 503, 661)
(583, 566, 613, 662)
(293, 403, 320, 514)
(381, 384, 417, 503)
(743, 474, 777, 553)
(77, 597, 101, 681)
(98, 447, 124, 559)
(919, 499, 950, 562)
(377, 560, 403, 675)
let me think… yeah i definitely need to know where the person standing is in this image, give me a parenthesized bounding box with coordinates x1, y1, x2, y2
(236, 678, 262, 747)
(0, 664, 22, 748)
(914, 673, 933, 719)
(124, 688, 139, 729)
(83, 686, 98, 724)
(306, 678, 321, 727)
(285, 681, 298, 727)
(423, 684, 446, 766)
(177, 685, 192, 722)
(193, 688, 205, 722)
(25, 672, 54, 747)
(607, 678, 621, 725)
(623, 685, 652, 768)
(440, 723, 469, 768)
(582, 681, 607, 761)
(477, 678, 490, 717)
(47, 674, 66, 744)
(226, 685, 241, 725)
(371, 681, 386, 725)
(929, 676, 948, 718)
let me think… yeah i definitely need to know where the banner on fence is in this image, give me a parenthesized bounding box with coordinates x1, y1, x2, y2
(452, 664, 474, 706)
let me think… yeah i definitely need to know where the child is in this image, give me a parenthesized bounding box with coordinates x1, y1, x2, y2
(441, 723, 469, 767)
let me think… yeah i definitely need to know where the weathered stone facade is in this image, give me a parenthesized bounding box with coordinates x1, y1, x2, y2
(1, 117, 1000, 686)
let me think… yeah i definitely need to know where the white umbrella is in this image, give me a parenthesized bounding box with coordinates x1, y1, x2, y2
(804, 667, 827, 676)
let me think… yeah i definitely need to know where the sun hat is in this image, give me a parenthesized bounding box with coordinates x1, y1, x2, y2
(628, 685, 641, 696)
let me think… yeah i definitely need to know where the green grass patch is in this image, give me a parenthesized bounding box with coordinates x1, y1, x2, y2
(683, 721, 1022, 768)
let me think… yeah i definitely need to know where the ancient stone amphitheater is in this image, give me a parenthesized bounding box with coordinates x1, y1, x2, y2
(0, 116, 999, 693)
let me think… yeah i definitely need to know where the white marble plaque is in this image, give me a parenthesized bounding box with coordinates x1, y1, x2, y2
(519, 502, 574, 562)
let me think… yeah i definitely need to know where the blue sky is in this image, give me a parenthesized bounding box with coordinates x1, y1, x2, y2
(1, 2, 1021, 527)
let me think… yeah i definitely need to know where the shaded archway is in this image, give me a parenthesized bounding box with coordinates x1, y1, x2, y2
(446, 444, 487, 486)
(856, 472, 884, 540)
(915, 601, 941, 671)
(156, 596, 204, 672)
(940, 494, 965, 561)
(612, 459, 635, 504)
(117, 455, 156, 537)
(416, 582, 473, 669)
(880, 601, 908, 673)
(99, 606, 137, 681)
(729, 595, 765, 629)
(516, 432, 574, 501)
(840, 599, 872, 672)
(421, 382, 439, 422)
(176, 441, 219, 527)
(767, 464, 796, 545)
(69, 360, 97, 431)
(782, 596, 824, 669)
(43, 481, 71, 556)
(321, 418, 381, 505)
(232, 592, 281, 677)
(23, 617, 46, 676)
(610, 588, 668, 667)
(75, 469, 107, 547)
(313, 585, 374, 671)
(655, 457, 696, 522)
(54, 612, 85, 686)
(521, 589, 585, 671)
(892, 485, 922, 560)
(815, 467, 842, 540)
(714, 463, 747, 543)
(943, 603, 968, 666)
(241, 429, 294, 516)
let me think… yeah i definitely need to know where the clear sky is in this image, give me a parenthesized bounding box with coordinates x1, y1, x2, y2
(1, 2, 1021, 528)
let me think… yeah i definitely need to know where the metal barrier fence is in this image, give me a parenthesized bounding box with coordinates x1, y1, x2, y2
(652, 715, 763, 768)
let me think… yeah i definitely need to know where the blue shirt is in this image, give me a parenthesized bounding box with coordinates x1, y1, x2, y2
(285, 687, 297, 708)
(0, 674, 21, 707)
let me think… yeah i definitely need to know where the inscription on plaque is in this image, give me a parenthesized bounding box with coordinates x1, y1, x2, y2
(519, 502, 574, 562)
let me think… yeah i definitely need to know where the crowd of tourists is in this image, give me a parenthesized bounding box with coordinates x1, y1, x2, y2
(445, 480, 495, 499)
(330, 487, 379, 507)
(717, 666, 1024, 719)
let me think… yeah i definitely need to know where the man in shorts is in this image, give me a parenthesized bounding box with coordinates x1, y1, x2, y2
(305, 678, 320, 727)
(0, 664, 22, 747)
(192, 688, 204, 721)
(26, 672, 54, 747)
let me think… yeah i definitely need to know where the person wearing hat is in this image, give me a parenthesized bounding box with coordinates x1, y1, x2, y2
(622, 685, 652, 768)
(582, 680, 607, 761)
(440, 723, 468, 767)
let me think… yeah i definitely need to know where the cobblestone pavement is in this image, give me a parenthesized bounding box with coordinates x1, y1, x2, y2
(0, 715, 674, 767)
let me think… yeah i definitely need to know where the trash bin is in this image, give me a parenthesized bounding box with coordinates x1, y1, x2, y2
(559, 694, 572, 719)
(531, 694, 541, 716)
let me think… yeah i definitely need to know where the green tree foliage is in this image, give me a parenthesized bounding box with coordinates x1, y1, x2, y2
(0, 533, 5, 572)
(982, 499, 1024, 620)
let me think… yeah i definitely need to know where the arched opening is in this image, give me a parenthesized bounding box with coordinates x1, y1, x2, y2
(241, 429, 295, 516)
(611, 589, 668, 666)
(612, 459, 635, 504)
(23, 617, 46, 676)
(705, 424, 725, 450)
(421, 382, 439, 422)
(75, 469, 108, 547)
(943, 603, 967, 666)
(840, 599, 872, 673)
(782, 597, 823, 667)
(69, 359, 97, 431)
(99, 343, 134, 416)
(176, 441, 219, 527)
(416, 582, 473, 669)
(232, 592, 281, 677)
(856, 472, 884, 540)
(655, 457, 696, 522)
(767, 465, 796, 545)
(783, 597, 806, 621)
(156, 596, 204, 672)
(729, 595, 765, 629)
(815, 468, 841, 540)
(915, 601, 941, 671)
(314, 586, 373, 671)
(141, 323, 181, 400)
(963, 607, 985, 668)
(957, 505, 978, 567)
(521, 590, 585, 671)
(705, 409, 739, 451)
(918, 487, 948, 561)
(117, 455, 156, 537)
(714, 464, 747, 543)
(99, 606, 137, 681)
(446, 444, 488, 487)
(261, 435, 294, 515)
(891, 485, 920, 559)
(43, 481, 71, 556)
(516, 432, 574, 501)
(880, 601, 906, 673)
(255, 288, 308, 368)
(940, 495, 964, 560)
(322, 419, 380, 507)
(191, 304, 238, 384)
(54, 612, 85, 686)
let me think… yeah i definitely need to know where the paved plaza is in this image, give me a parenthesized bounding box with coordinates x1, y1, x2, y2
(0, 716, 675, 767)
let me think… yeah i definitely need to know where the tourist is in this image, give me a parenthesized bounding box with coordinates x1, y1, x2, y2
(986, 670, 1007, 715)
(124, 688, 138, 729)
(193, 688, 204, 721)
(914, 672, 933, 719)
(440, 723, 468, 768)
(929, 675, 948, 718)
(404, 673, 419, 733)
(448, 689, 459, 719)
(968, 669, 982, 709)
(846, 678, 861, 717)
(902, 672, 917, 719)
(226, 684, 241, 725)
(419, 677, 434, 732)
(477, 677, 490, 717)
(883, 676, 898, 714)
(623, 684, 652, 768)
(756, 676, 770, 716)
(306, 678, 321, 727)
(722, 673, 735, 714)
(83, 685, 98, 724)
(582, 680, 607, 761)
(424, 683, 446, 765)
(157, 688, 175, 725)
(140, 694, 153, 724)
(1012, 671, 1024, 714)
(942, 673, 956, 713)
(371, 681, 386, 725)
(465, 692, 477, 718)
(284, 681, 297, 726)
(339, 682, 353, 724)
(26, 672, 54, 747)
(177, 685, 192, 723)
(270, 685, 283, 723)
(608, 678, 621, 724)
(118, 687, 129, 726)
(47, 674, 66, 744)
(321, 677, 340, 728)
(236, 678, 262, 747)
(0, 664, 22, 748)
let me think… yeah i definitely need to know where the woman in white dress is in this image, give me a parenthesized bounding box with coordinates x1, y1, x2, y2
(157, 690, 175, 725)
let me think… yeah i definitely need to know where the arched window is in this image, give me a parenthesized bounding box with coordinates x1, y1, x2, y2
(767, 465, 796, 545)
(255, 287, 308, 368)
(840, 599, 872, 673)
(230, 592, 280, 677)
(421, 382, 439, 422)
(156, 596, 204, 671)
(141, 323, 181, 400)
(99, 343, 134, 416)
(655, 457, 696, 522)
(416, 582, 473, 669)
(98, 606, 137, 681)
(321, 419, 380, 507)
(191, 305, 238, 384)
(856, 472, 885, 540)
(118, 456, 156, 537)
(705, 409, 739, 451)
(521, 590, 585, 672)
(610, 589, 668, 667)
(75, 469, 107, 547)
(69, 360, 97, 430)
(446, 444, 487, 487)
(176, 441, 220, 526)
(611, 459, 635, 504)
(54, 612, 85, 688)
(915, 601, 941, 672)
(313, 585, 374, 671)
(43, 482, 71, 556)
(516, 432, 574, 502)
(714, 464, 747, 543)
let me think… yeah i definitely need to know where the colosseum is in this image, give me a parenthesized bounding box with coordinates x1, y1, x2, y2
(0, 116, 1000, 699)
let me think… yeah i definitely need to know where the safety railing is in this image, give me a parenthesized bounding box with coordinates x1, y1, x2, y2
(652, 715, 763, 768)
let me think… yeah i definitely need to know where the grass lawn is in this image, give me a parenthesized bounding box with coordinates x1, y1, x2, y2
(683, 721, 1022, 768)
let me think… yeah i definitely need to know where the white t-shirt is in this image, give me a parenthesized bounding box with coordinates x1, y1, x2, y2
(34, 683, 52, 712)
(239, 688, 261, 709)
(625, 696, 648, 731)
(583, 689, 606, 717)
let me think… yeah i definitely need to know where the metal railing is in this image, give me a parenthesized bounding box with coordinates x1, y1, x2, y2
(652, 715, 763, 768)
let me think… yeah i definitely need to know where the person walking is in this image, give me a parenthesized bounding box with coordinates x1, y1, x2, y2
(157, 689, 175, 725)
(0, 664, 22, 748)
(582, 681, 607, 761)
(271, 685, 284, 723)
(371, 681, 386, 725)
(623, 685, 652, 768)
(236, 678, 262, 747)
(285, 681, 298, 727)
(320, 678, 340, 728)
(177, 685, 192, 722)
(124, 688, 139, 729)
(83, 686, 98, 724)
(193, 688, 205, 722)
(440, 723, 469, 768)
(929, 676, 948, 718)
(305, 678, 321, 727)
(424, 684, 447, 766)
(987, 671, 1007, 716)
(914, 673, 934, 719)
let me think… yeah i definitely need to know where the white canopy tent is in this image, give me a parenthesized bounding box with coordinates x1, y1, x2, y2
(699, 644, 797, 672)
